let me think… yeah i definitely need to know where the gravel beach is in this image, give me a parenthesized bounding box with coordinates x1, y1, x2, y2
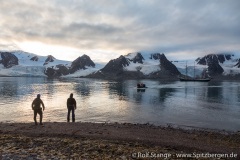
(0, 122, 239, 159)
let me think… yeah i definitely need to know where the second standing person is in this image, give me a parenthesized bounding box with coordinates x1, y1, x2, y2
(67, 93, 77, 122)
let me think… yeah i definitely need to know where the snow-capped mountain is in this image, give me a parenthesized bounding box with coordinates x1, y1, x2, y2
(14, 51, 70, 67)
(1, 50, 240, 79)
(0, 51, 70, 77)
(45, 54, 99, 78)
(173, 53, 240, 77)
(88, 52, 180, 79)
(124, 52, 181, 76)
(0, 51, 98, 77)
(124, 52, 161, 75)
(196, 53, 240, 76)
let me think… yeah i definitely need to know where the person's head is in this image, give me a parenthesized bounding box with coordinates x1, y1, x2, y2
(37, 94, 41, 99)
(70, 93, 73, 98)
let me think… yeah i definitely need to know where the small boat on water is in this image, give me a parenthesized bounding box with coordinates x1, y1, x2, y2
(137, 83, 147, 88)
(137, 83, 147, 92)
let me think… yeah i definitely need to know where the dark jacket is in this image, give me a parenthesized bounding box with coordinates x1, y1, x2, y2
(67, 97, 76, 109)
(32, 98, 45, 110)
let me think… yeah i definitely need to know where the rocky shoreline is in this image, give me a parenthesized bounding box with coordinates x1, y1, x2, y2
(0, 122, 240, 159)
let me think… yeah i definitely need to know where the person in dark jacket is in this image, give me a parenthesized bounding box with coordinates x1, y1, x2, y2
(67, 93, 77, 122)
(32, 94, 45, 125)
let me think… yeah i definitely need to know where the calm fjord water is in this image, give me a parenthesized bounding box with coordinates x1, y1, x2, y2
(0, 77, 240, 131)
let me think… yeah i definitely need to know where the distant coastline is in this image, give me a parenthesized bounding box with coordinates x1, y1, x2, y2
(1, 74, 240, 81)
(1, 51, 240, 79)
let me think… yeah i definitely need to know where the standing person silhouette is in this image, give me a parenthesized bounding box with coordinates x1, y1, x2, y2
(32, 94, 45, 125)
(67, 93, 77, 122)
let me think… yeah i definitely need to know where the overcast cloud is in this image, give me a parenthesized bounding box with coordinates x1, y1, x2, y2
(0, 0, 239, 62)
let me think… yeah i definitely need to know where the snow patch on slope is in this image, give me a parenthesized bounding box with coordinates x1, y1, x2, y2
(0, 51, 72, 77)
(62, 64, 104, 78)
(125, 52, 138, 59)
(221, 63, 240, 75)
(0, 66, 45, 77)
(63, 67, 98, 78)
(13, 51, 70, 67)
(123, 53, 161, 75)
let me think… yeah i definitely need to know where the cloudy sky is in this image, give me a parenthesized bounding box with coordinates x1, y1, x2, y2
(0, 0, 239, 62)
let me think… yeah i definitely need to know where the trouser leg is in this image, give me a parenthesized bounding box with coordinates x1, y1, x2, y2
(67, 108, 71, 122)
(72, 108, 75, 122)
(39, 110, 43, 124)
(34, 110, 37, 125)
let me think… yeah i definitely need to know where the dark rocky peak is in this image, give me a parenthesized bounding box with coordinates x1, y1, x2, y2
(44, 64, 69, 78)
(234, 59, 240, 68)
(44, 55, 56, 65)
(150, 53, 162, 60)
(30, 56, 39, 61)
(195, 53, 228, 76)
(196, 54, 234, 65)
(126, 52, 144, 64)
(159, 54, 180, 75)
(56, 64, 69, 75)
(44, 54, 95, 77)
(101, 55, 130, 73)
(207, 55, 224, 76)
(69, 54, 95, 74)
(0, 52, 19, 68)
(45, 55, 55, 63)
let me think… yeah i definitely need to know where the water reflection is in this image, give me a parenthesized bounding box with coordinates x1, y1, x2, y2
(1, 83, 18, 97)
(206, 82, 223, 102)
(0, 77, 240, 131)
(74, 82, 91, 97)
(133, 91, 144, 104)
(158, 88, 175, 102)
(108, 81, 128, 96)
(137, 89, 145, 92)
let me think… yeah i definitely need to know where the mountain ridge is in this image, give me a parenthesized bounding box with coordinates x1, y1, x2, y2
(1, 50, 240, 79)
